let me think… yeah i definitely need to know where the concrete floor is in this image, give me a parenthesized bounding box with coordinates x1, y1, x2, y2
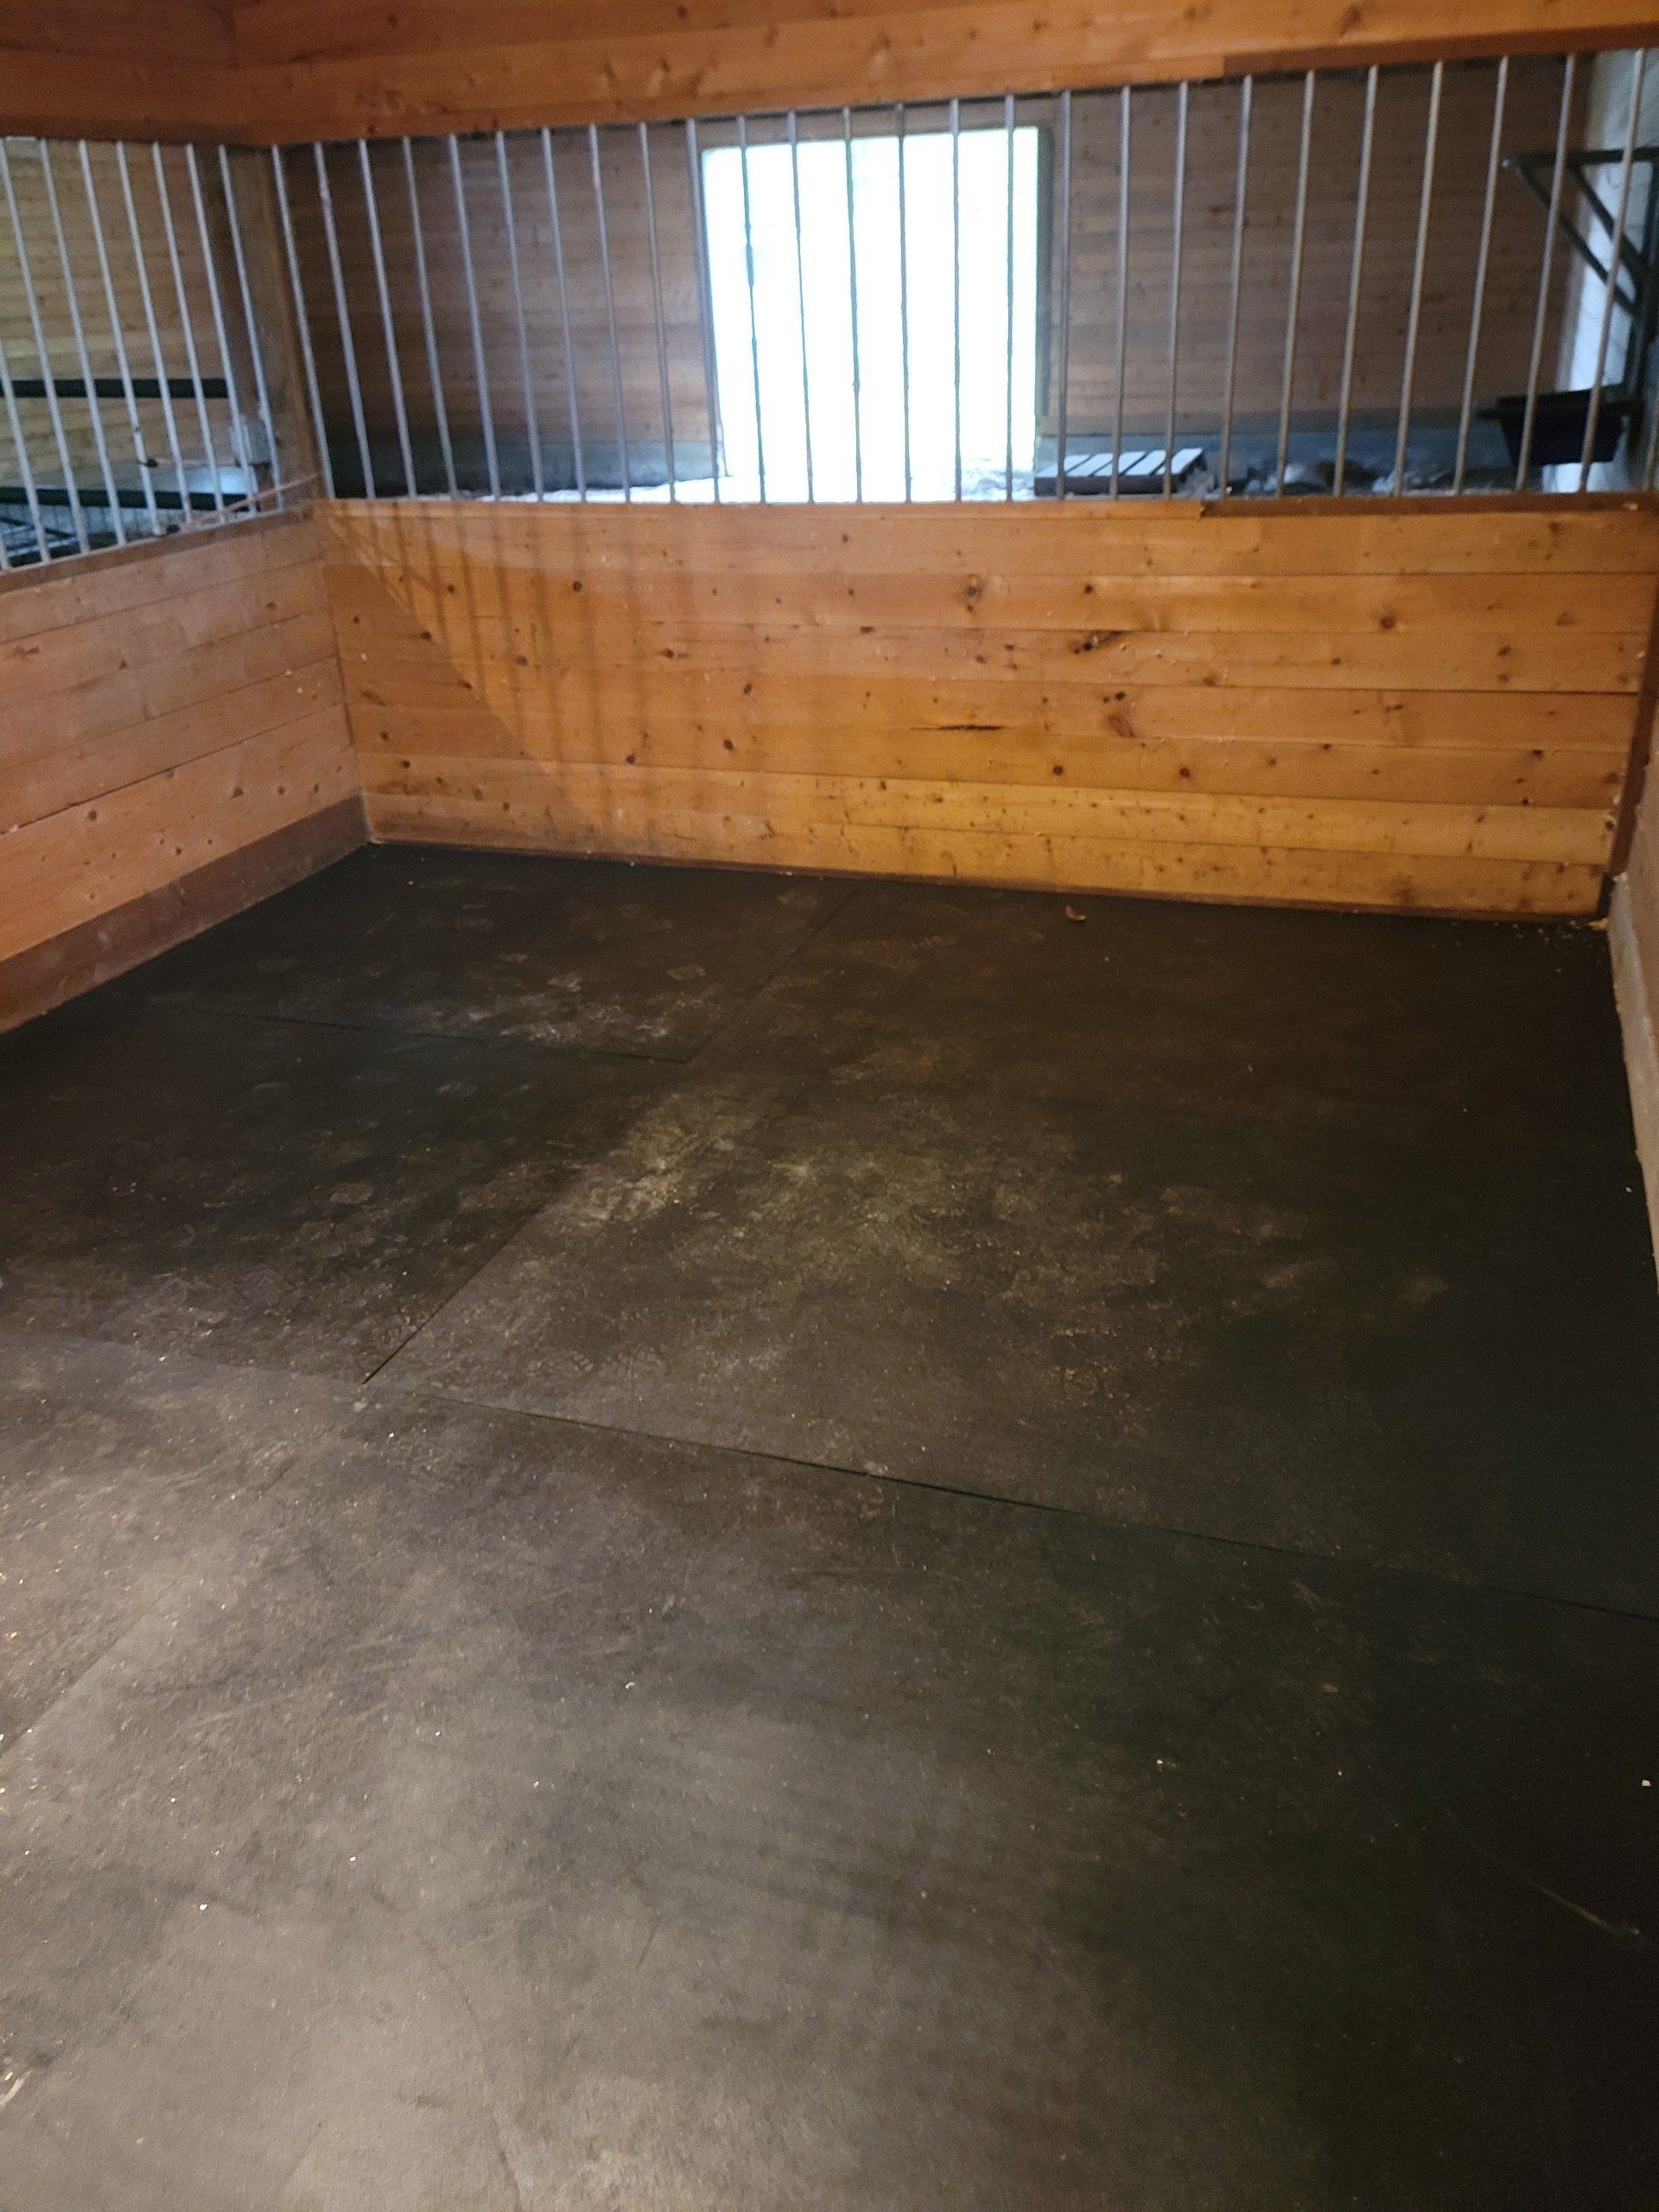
(2, 848, 1656, 2211)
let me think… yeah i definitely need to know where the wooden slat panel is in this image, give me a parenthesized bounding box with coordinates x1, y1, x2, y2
(2, 709, 359, 962)
(327, 496, 1659, 576)
(325, 556, 1659, 638)
(371, 752, 1616, 863)
(221, 1, 1655, 143)
(344, 662, 1637, 751)
(365, 789, 1606, 917)
(0, 515, 359, 994)
(322, 493, 1659, 917)
(4, 0, 1649, 141)
(4, 658, 341, 828)
(353, 701, 1625, 809)
(341, 605, 1644, 691)
(2, 562, 330, 709)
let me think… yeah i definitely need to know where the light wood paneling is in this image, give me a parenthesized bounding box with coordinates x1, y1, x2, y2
(1611, 761, 1659, 1275)
(0, 511, 360, 1023)
(322, 494, 1659, 917)
(224, 0, 1653, 142)
(1, 0, 1647, 142)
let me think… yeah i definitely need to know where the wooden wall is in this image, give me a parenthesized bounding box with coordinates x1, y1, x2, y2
(322, 494, 1658, 918)
(1610, 705, 1659, 1274)
(220, 0, 1656, 140)
(1, 0, 1649, 142)
(0, 2, 241, 141)
(0, 511, 360, 1029)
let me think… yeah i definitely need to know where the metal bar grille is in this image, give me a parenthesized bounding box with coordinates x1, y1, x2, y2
(2, 52, 1655, 566)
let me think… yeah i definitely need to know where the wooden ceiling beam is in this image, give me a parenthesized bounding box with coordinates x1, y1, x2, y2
(1, 0, 1650, 144)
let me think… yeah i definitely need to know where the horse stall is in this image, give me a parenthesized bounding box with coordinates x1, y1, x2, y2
(1, 3, 1657, 2205)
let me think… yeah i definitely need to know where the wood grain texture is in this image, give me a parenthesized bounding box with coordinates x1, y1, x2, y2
(322, 494, 1659, 917)
(1610, 759, 1659, 1276)
(2, 0, 1649, 141)
(223, 0, 1659, 140)
(0, 512, 358, 984)
(0, 794, 363, 1034)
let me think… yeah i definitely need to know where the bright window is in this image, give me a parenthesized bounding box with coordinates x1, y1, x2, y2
(702, 127, 1040, 501)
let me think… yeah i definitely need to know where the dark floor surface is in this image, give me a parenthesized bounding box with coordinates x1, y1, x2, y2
(2, 847, 1656, 2211)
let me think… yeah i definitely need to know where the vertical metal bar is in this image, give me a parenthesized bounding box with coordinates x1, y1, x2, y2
(82, 144, 161, 535)
(1004, 93, 1015, 501)
(1274, 71, 1316, 498)
(1333, 67, 1378, 496)
(495, 130, 544, 499)
(1218, 75, 1253, 497)
(640, 121, 678, 499)
(950, 95, 963, 500)
(1053, 89, 1073, 499)
(152, 143, 226, 518)
(37, 142, 125, 544)
(538, 128, 583, 499)
(403, 137, 457, 498)
(588, 123, 631, 501)
(1163, 80, 1188, 498)
(0, 141, 89, 553)
(1394, 60, 1444, 496)
(736, 112, 766, 501)
(896, 103, 912, 500)
(184, 145, 251, 511)
(0, 326, 50, 563)
(788, 110, 815, 501)
(448, 135, 500, 497)
(684, 118, 721, 500)
(360, 142, 416, 498)
(121, 141, 196, 518)
(312, 142, 375, 499)
(1453, 58, 1509, 493)
(1516, 54, 1576, 489)
(217, 147, 280, 513)
(843, 107, 864, 502)
(1580, 49, 1648, 486)
(1111, 87, 1130, 499)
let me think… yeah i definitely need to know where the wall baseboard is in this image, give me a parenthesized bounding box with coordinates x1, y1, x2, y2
(0, 795, 365, 1037)
(1609, 872, 1659, 1287)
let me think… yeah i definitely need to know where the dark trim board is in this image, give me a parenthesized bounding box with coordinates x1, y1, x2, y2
(0, 796, 366, 1036)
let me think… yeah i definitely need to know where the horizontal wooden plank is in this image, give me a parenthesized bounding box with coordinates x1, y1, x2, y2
(340, 658, 1637, 751)
(364, 791, 1604, 918)
(10, 4, 1653, 143)
(0, 798, 365, 1038)
(5, 609, 341, 772)
(6, 658, 343, 830)
(324, 557, 1659, 639)
(322, 498, 1659, 578)
(369, 754, 1616, 865)
(1, 560, 330, 715)
(216, 0, 1656, 142)
(2, 711, 357, 963)
(340, 610, 1645, 694)
(350, 699, 1624, 810)
(0, 514, 321, 648)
